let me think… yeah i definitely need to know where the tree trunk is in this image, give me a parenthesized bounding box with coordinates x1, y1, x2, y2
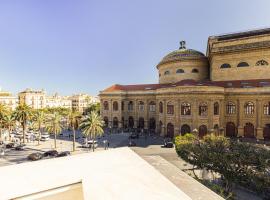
(93, 135, 95, 152)
(54, 127, 57, 149)
(38, 129, 41, 145)
(8, 125, 11, 141)
(23, 122, 26, 144)
(72, 126, 76, 152)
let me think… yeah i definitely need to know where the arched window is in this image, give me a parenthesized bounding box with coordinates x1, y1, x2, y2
(244, 102, 254, 115)
(237, 62, 249, 67)
(256, 60, 269, 66)
(128, 101, 133, 111)
(103, 101, 109, 110)
(214, 102, 219, 115)
(226, 102, 236, 114)
(220, 63, 231, 68)
(167, 102, 174, 115)
(176, 69, 184, 73)
(113, 101, 118, 111)
(149, 101, 156, 112)
(181, 103, 191, 115)
(138, 101, 144, 111)
(159, 102, 163, 113)
(199, 103, 208, 116)
(192, 68, 199, 73)
(263, 103, 270, 115)
(164, 71, 170, 75)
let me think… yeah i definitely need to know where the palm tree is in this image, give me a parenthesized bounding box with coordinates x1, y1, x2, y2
(67, 110, 81, 151)
(32, 110, 46, 145)
(0, 104, 9, 140)
(13, 104, 33, 144)
(79, 111, 104, 152)
(45, 112, 63, 149)
(2, 112, 16, 141)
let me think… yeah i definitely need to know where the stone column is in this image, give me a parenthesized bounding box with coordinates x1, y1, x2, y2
(163, 99, 167, 136)
(208, 99, 213, 129)
(145, 100, 149, 129)
(219, 99, 225, 136)
(176, 99, 180, 135)
(237, 99, 244, 137)
(134, 99, 138, 128)
(192, 98, 198, 130)
(256, 99, 264, 139)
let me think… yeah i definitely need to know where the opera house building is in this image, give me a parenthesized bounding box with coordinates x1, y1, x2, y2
(99, 28, 270, 140)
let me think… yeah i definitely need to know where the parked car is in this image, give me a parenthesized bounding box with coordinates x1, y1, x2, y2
(5, 143, 15, 149)
(15, 144, 26, 151)
(28, 152, 43, 161)
(43, 150, 58, 157)
(164, 140, 174, 148)
(41, 134, 50, 141)
(57, 151, 71, 157)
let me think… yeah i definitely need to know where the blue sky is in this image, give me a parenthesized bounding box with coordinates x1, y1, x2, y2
(0, 0, 270, 96)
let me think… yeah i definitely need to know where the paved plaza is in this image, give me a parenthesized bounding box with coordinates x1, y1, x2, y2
(0, 131, 263, 200)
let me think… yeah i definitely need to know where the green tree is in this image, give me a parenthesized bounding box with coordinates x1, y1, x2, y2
(2, 112, 16, 141)
(67, 110, 81, 151)
(84, 103, 100, 115)
(13, 104, 33, 143)
(45, 112, 63, 149)
(79, 111, 104, 151)
(175, 134, 270, 199)
(32, 110, 46, 145)
(0, 104, 9, 140)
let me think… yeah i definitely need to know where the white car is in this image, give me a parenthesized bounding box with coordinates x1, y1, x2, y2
(87, 140, 97, 144)
(41, 134, 50, 141)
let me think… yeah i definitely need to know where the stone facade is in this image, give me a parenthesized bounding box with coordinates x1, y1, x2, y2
(100, 28, 270, 140)
(0, 90, 18, 111)
(19, 88, 46, 109)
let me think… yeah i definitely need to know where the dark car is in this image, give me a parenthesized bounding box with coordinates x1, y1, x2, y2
(128, 140, 136, 147)
(56, 151, 71, 157)
(5, 143, 15, 149)
(15, 144, 26, 151)
(130, 133, 139, 139)
(28, 152, 43, 161)
(164, 141, 174, 148)
(43, 150, 58, 157)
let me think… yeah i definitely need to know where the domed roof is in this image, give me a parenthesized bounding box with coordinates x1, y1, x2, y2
(157, 41, 207, 67)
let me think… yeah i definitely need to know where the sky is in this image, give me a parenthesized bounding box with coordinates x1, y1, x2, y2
(1, 0, 270, 96)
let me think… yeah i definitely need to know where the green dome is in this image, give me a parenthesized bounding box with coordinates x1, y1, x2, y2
(157, 41, 207, 67)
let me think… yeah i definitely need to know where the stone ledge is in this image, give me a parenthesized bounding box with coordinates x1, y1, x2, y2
(141, 155, 225, 200)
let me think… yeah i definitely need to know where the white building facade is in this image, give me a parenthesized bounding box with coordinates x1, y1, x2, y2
(18, 89, 46, 109)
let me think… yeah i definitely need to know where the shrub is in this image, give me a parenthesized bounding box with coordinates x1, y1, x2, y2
(175, 134, 270, 199)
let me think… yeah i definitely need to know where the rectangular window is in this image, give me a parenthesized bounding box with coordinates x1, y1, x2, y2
(149, 105, 156, 112)
(167, 105, 174, 115)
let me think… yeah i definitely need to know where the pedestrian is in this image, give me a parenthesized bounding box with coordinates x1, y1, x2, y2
(107, 141, 110, 149)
